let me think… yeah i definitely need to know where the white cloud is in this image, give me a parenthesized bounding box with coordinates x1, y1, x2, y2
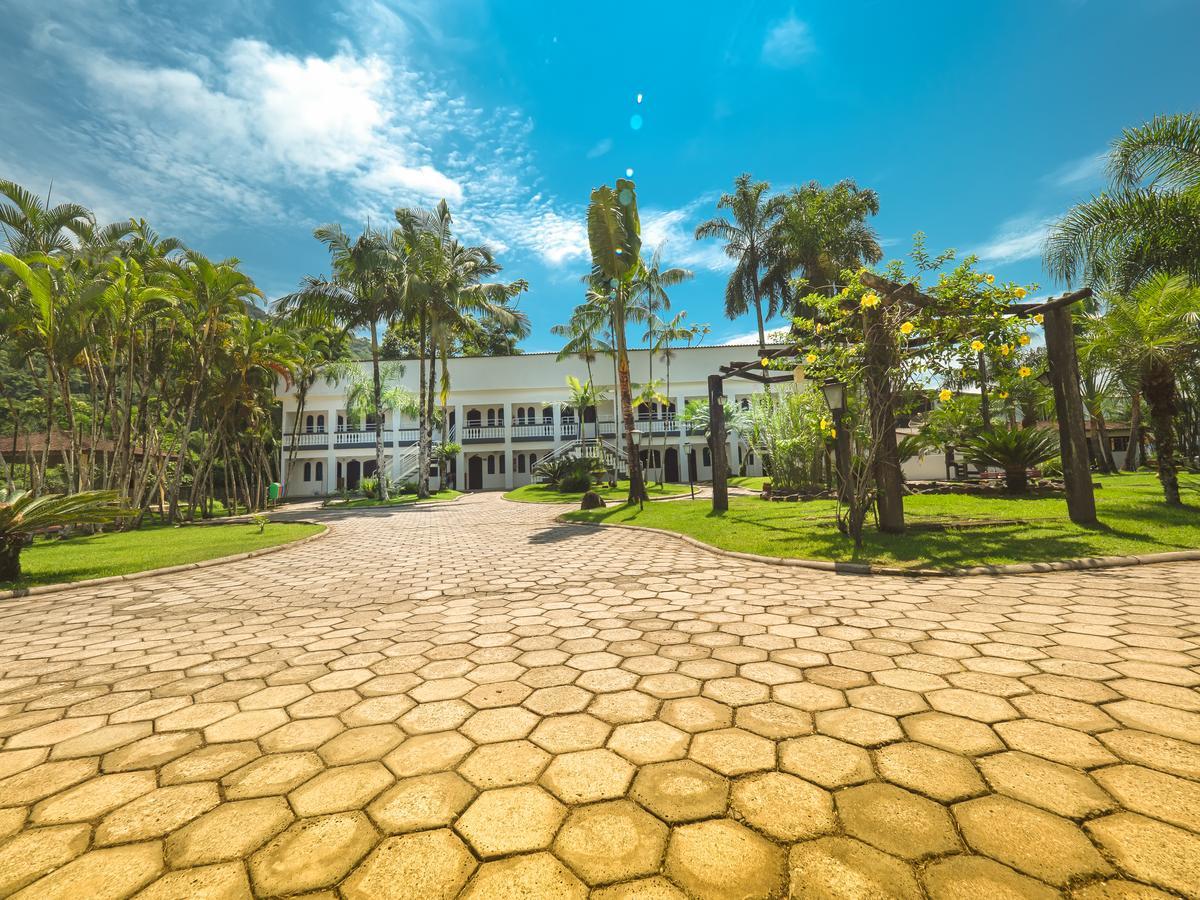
(1047, 150, 1107, 188)
(762, 15, 814, 68)
(642, 199, 734, 273)
(586, 138, 613, 159)
(975, 215, 1054, 264)
(723, 328, 790, 345)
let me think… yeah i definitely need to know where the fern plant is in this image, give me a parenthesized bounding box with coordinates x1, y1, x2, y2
(1, 490, 125, 582)
(962, 428, 1060, 493)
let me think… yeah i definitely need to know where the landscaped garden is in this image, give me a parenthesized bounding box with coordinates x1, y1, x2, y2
(567, 472, 1200, 569)
(1, 520, 323, 590)
(505, 480, 689, 504)
(325, 488, 462, 508)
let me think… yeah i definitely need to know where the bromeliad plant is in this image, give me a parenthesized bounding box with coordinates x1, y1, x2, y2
(0, 489, 126, 582)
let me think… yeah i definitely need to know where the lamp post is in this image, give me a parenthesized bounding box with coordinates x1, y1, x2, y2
(821, 379, 851, 504)
(630, 429, 645, 510)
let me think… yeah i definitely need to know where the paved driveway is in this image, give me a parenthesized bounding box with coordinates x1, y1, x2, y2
(0, 493, 1197, 898)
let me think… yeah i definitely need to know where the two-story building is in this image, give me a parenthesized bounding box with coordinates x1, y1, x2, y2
(276, 344, 783, 496)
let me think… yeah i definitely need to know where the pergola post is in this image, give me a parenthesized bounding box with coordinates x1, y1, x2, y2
(862, 307, 906, 534)
(1043, 305, 1098, 525)
(708, 374, 729, 513)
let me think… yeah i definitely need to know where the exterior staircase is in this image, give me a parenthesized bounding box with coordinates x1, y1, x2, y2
(535, 436, 628, 480)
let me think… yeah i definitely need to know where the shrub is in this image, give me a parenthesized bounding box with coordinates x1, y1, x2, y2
(747, 388, 828, 493)
(559, 457, 605, 493)
(963, 427, 1060, 493)
(1, 490, 126, 582)
(533, 456, 573, 486)
(1041, 456, 1064, 478)
(359, 475, 393, 499)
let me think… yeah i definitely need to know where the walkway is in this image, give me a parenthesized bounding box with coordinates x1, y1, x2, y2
(0, 493, 1197, 898)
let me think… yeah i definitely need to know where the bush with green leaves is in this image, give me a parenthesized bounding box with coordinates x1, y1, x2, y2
(533, 456, 573, 486)
(559, 457, 605, 493)
(1, 489, 126, 582)
(358, 475, 394, 500)
(963, 427, 1060, 493)
(747, 388, 829, 493)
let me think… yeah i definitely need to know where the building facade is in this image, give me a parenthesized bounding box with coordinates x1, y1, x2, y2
(277, 344, 784, 496)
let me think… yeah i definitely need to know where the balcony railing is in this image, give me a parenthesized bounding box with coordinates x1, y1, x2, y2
(282, 431, 331, 449)
(334, 428, 389, 448)
(461, 424, 506, 443)
(511, 422, 554, 440)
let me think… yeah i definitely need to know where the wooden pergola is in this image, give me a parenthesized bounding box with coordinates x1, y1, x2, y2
(708, 274, 1098, 528)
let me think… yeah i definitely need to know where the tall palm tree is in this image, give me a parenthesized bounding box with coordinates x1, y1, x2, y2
(694, 173, 786, 353)
(553, 301, 610, 396)
(1046, 114, 1200, 289)
(765, 179, 883, 309)
(278, 226, 397, 500)
(0, 179, 95, 256)
(1085, 273, 1200, 505)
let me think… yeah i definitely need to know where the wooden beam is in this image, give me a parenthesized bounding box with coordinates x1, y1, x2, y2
(708, 374, 729, 513)
(1043, 304, 1098, 525)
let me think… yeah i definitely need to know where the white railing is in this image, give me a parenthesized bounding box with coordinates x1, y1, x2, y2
(512, 423, 554, 439)
(560, 422, 579, 439)
(636, 417, 681, 435)
(461, 425, 505, 442)
(334, 428, 388, 447)
(283, 431, 330, 449)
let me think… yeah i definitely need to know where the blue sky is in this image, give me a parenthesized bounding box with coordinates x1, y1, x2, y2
(2, 0, 1196, 349)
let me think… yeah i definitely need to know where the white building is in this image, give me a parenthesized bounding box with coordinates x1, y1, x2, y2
(276, 344, 783, 496)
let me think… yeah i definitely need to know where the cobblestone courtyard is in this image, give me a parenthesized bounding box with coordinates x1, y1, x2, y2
(0, 493, 1197, 898)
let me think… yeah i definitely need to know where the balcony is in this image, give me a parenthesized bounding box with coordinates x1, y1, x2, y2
(334, 427, 390, 449)
(460, 424, 506, 443)
(282, 431, 330, 449)
(636, 416, 682, 435)
(511, 422, 554, 441)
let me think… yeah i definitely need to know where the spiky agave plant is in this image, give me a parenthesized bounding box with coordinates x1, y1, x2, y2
(0, 490, 125, 583)
(962, 428, 1060, 493)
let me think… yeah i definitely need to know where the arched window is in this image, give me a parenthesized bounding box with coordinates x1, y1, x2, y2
(487, 456, 495, 475)
(516, 454, 526, 473)
(527, 407, 536, 422)
(305, 415, 314, 432)
(747, 451, 755, 465)
(499, 454, 506, 474)
(542, 407, 553, 424)
(316, 415, 325, 432)
(636, 402, 650, 420)
(702, 447, 712, 467)
(487, 409, 496, 427)
(561, 407, 575, 423)
(467, 410, 481, 426)
(530, 452, 538, 467)
(515, 408, 525, 425)
(315, 461, 324, 481)
(303, 462, 312, 481)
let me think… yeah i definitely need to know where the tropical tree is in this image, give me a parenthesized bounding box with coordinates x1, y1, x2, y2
(1045, 113, 1200, 289)
(563, 375, 609, 441)
(279, 226, 397, 500)
(1083, 273, 1200, 504)
(963, 427, 1060, 493)
(694, 173, 786, 352)
(553, 302, 610, 395)
(0, 489, 126, 582)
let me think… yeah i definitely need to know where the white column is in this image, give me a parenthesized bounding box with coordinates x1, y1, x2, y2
(503, 404, 514, 490)
(677, 395, 688, 481)
(325, 407, 337, 494)
(552, 403, 561, 445)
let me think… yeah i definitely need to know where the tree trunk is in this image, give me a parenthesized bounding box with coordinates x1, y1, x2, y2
(1123, 391, 1142, 471)
(0, 539, 21, 583)
(863, 308, 904, 534)
(370, 322, 390, 501)
(615, 292, 646, 504)
(1004, 467, 1029, 494)
(416, 309, 429, 499)
(977, 351, 992, 429)
(1094, 407, 1118, 474)
(1143, 364, 1181, 506)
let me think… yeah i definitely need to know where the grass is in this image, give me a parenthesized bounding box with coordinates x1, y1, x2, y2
(729, 476, 768, 491)
(505, 480, 692, 504)
(324, 489, 462, 509)
(4, 522, 324, 590)
(564, 473, 1200, 570)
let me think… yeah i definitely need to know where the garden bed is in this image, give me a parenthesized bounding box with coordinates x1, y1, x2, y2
(322, 490, 462, 509)
(504, 481, 690, 504)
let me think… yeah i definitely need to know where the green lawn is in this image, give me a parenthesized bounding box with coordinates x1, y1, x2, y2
(505, 480, 692, 504)
(729, 476, 768, 491)
(324, 490, 462, 509)
(4, 522, 324, 590)
(564, 473, 1200, 570)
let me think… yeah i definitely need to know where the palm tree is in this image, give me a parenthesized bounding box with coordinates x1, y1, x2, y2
(0, 179, 95, 256)
(765, 180, 883, 309)
(1, 489, 125, 582)
(1046, 114, 1200, 289)
(1085, 273, 1200, 505)
(694, 174, 786, 353)
(278, 226, 397, 500)
(563, 375, 610, 440)
(553, 302, 610, 395)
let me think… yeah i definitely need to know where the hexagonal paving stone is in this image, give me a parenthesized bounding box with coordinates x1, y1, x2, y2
(846, 685, 928, 717)
(525, 685, 593, 715)
(222, 751, 325, 799)
(30, 771, 157, 825)
(921, 855, 1059, 900)
(1085, 812, 1200, 898)
(730, 771, 835, 841)
(788, 836, 921, 900)
(901, 711, 1003, 756)
(552, 799, 668, 886)
(608, 721, 690, 765)
(454, 785, 566, 858)
(460, 706, 540, 744)
(954, 795, 1113, 886)
(927, 688, 1018, 723)
(102, 732, 201, 772)
(400, 700, 474, 734)
(319, 724, 404, 765)
(386, 735, 473, 781)
(249, 811, 379, 896)
(342, 829, 476, 900)
(836, 783, 961, 860)
(815, 707, 903, 747)
(134, 861, 251, 900)
(95, 782, 220, 845)
(260, 717, 345, 752)
(460, 852, 587, 900)
(994, 719, 1118, 769)
(529, 713, 612, 753)
(13, 842, 163, 899)
(1092, 764, 1200, 834)
(1098, 729, 1200, 781)
(367, 772, 476, 833)
(541, 748, 634, 803)
(288, 761, 395, 816)
(631, 759, 729, 824)
(458, 740, 550, 789)
(773, 681, 845, 712)
(659, 697, 733, 733)
(0, 823, 91, 895)
(160, 743, 261, 785)
(734, 702, 812, 739)
(588, 690, 660, 724)
(165, 796, 294, 867)
(688, 728, 774, 776)
(664, 818, 785, 900)
(978, 751, 1115, 818)
(873, 741, 986, 803)
(779, 735, 873, 788)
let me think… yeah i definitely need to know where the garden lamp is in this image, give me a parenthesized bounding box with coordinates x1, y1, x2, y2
(1036, 369, 1053, 388)
(821, 379, 847, 414)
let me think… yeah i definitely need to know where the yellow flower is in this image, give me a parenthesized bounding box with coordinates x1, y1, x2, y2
(985, 273, 995, 284)
(1018, 333, 1031, 346)
(970, 339, 985, 352)
(819, 418, 829, 430)
(1033, 313, 1044, 324)
(899, 321, 914, 335)
(828, 427, 837, 438)
(860, 291, 880, 308)
(806, 353, 817, 364)
(760, 357, 770, 367)
(1019, 366, 1032, 378)
(814, 322, 823, 333)
(1014, 287, 1027, 299)
(998, 390, 1009, 399)
(938, 388, 953, 402)
(1000, 344, 1011, 356)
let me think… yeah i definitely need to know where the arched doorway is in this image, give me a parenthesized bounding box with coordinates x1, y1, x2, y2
(665, 448, 680, 483)
(467, 456, 483, 490)
(346, 459, 361, 489)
